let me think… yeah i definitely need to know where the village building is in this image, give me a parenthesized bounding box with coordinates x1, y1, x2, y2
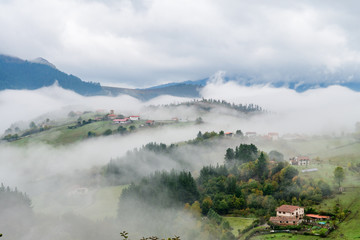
(146, 120, 155, 126)
(305, 214, 330, 223)
(108, 114, 117, 119)
(224, 132, 233, 137)
(270, 205, 304, 226)
(290, 156, 310, 166)
(113, 118, 130, 124)
(268, 132, 279, 140)
(129, 116, 140, 121)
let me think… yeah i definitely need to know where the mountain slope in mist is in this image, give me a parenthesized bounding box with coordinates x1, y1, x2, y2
(0, 54, 102, 95)
(146, 73, 360, 94)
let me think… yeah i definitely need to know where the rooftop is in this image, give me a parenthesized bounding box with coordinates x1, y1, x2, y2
(276, 205, 302, 212)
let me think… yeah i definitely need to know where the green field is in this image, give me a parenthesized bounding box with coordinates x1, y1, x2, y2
(224, 217, 255, 236)
(11, 118, 185, 145)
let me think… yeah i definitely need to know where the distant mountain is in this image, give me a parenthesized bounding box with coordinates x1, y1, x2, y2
(2, 54, 360, 99)
(142, 73, 360, 94)
(103, 83, 202, 100)
(0, 54, 102, 95)
(103, 74, 360, 100)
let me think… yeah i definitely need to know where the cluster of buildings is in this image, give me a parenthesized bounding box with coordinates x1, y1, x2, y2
(289, 156, 311, 166)
(270, 205, 330, 226)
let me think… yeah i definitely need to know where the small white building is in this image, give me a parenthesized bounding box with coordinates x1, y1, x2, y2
(129, 116, 140, 121)
(290, 156, 310, 166)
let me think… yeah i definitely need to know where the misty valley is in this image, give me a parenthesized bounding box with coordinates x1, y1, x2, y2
(1, 97, 360, 240)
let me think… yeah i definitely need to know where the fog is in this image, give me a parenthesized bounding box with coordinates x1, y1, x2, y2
(201, 78, 360, 134)
(1, 81, 360, 239)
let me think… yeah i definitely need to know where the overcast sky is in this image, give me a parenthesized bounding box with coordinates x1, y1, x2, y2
(1, 0, 360, 87)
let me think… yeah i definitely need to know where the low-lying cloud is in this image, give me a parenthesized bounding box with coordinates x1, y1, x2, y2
(200, 80, 360, 134)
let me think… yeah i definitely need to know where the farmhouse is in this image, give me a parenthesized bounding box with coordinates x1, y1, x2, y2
(146, 120, 155, 126)
(225, 132, 233, 137)
(270, 205, 304, 226)
(113, 118, 130, 124)
(290, 156, 310, 166)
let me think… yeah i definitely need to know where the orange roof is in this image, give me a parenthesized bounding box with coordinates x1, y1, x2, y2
(306, 214, 330, 219)
(276, 205, 302, 213)
(225, 132, 233, 135)
(113, 118, 129, 122)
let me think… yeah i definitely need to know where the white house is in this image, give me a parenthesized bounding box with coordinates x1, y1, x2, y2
(129, 116, 140, 121)
(270, 205, 304, 226)
(290, 156, 310, 166)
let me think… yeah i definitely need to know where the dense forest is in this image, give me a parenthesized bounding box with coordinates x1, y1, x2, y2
(117, 143, 332, 219)
(149, 99, 265, 114)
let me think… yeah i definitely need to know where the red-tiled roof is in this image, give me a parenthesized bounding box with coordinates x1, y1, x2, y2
(225, 132, 233, 135)
(146, 120, 154, 123)
(108, 114, 116, 117)
(113, 118, 129, 122)
(276, 205, 302, 213)
(306, 214, 330, 219)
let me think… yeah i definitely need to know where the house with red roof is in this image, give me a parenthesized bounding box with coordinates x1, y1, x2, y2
(113, 118, 130, 124)
(306, 214, 330, 222)
(270, 205, 304, 226)
(146, 120, 155, 126)
(108, 114, 117, 119)
(225, 132, 233, 137)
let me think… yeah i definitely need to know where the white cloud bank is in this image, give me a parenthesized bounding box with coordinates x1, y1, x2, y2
(200, 80, 360, 134)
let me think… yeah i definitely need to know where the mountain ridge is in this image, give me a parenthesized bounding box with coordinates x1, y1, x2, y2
(1, 54, 360, 100)
(0, 54, 102, 96)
